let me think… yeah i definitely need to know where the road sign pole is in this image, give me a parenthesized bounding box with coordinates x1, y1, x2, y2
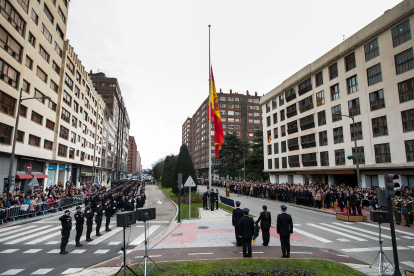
(177, 173, 182, 223)
(189, 187, 191, 220)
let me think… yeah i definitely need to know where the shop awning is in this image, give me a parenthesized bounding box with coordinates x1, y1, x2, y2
(16, 174, 33, 180)
(32, 174, 48, 179)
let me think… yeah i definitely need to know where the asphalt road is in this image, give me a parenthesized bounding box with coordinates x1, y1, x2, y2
(210, 185, 414, 272)
(0, 184, 176, 275)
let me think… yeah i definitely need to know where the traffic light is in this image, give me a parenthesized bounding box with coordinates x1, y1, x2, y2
(4, 178, 9, 191)
(347, 155, 355, 160)
(9, 175, 15, 188)
(384, 174, 400, 198)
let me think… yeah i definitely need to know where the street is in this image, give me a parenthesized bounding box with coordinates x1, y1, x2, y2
(0, 185, 175, 275)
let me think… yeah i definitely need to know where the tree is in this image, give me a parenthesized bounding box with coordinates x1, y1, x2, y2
(240, 130, 268, 181)
(152, 158, 164, 181)
(161, 155, 176, 188)
(217, 132, 248, 179)
(172, 144, 197, 194)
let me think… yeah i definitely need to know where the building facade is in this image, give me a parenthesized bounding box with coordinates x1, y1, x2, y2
(136, 150, 141, 174)
(185, 90, 262, 180)
(127, 135, 137, 174)
(261, 0, 414, 188)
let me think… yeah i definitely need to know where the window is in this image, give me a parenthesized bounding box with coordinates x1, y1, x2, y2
(45, 119, 54, 130)
(299, 95, 313, 113)
(0, 122, 12, 145)
(318, 110, 326, 126)
(350, 122, 363, 141)
(229, 104, 234, 108)
(28, 134, 40, 147)
(266, 116, 271, 127)
(34, 89, 45, 104)
(220, 96, 225, 101)
(56, 24, 64, 40)
(315, 72, 323, 87)
(286, 103, 297, 118)
(254, 119, 260, 124)
(272, 98, 277, 109)
(331, 104, 341, 122)
(30, 8, 38, 24)
(273, 113, 277, 124)
(288, 155, 300, 167)
(73, 101, 79, 113)
(52, 61, 60, 75)
(301, 133, 316, 149)
(375, 143, 391, 163)
(16, 0, 28, 13)
(267, 144, 272, 155)
(36, 66, 47, 83)
(59, 125, 68, 140)
(405, 140, 414, 162)
(43, 4, 54, 23)
(43, 139, 52, 150)
(50, 79, 58, 93)
(288, 137, 299, 151)
(395, 48, 413, 75)
(62, 0, 68, 7)
(402, 108, 414, 132)
(281, 125, 286, 137)
(320, 152, 329, 166)
(352, 146, 365, 164)
(300, 114, 314, 131)
(74, 86, 80, 98)
(398, 77, 414, 103)
(316, 91, 324, 106)
(228, 97, 233, 101)
(54, 42, 62, 57)
(348, 98, 360, 117)
(267, 159, 272, 169)
(282, 157, 287, 168)
(41, 23, 52, 43)
(285, 87, 296, 102)
(58, 144, 67, 157)
(319, 130, 328, 146)
(28, 32, 36, 47)
(58, 7, 66, 23)
(0, 90, 16, 116)
(66, 58, 74, 74)
(64, 74, 73, 89)
(302, 153, 317, 167)
(281, 141, 286, 153)
(39, 45, 50, 63)
(287, 120, 298, 134)
(369, 89, 385, 111)
(253, 99, 259, 104)
(365, 38, 379, 61)
(228, 111, 234, 115)
(347, 75, 358, 94)
(367, 63, 382, 86)
(280, 110, 285, 121)
(345, 52, 356, 71)
(333, 127, 344, 144)
(392, 19, 411, 47)
(274, 142, 279, 154)
(25, 55, 32, 69)
(48, 99, 56, 111)
(298, 78, 312, 96)
(0, 58, 19, 88)
(63, 90, 72, 106)
(19, 105, 27, 118)
(31, 111, 43, 125)
(266, 102, 270, 113)
(71, 116, 77, 128)
(372, 116, 388, 137)
(279, 94, 284, 106)
(61, 108, 70, 123)
(335, 149, 345, 165)
(330, 83, 340, 101)
(329, 63, 338, 80)
(69, 147, 74, 159)
(274, 158, 279, 169)
(16, 130, 24, 143)
(1, 1, 26, 36)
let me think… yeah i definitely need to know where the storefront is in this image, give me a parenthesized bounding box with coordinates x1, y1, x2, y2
(16, 157, 47, 193)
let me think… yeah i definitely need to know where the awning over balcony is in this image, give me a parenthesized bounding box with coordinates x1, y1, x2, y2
(16, 174, 33, 180)
(31, 174, 48, 179)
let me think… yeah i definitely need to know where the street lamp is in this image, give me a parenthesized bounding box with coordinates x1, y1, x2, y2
(334, 112, 361, 188)
(6, 88, 50, 207)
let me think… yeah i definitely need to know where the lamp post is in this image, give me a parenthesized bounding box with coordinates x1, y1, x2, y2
(334, 112, 361, 188)
(6, 88, 50, 208)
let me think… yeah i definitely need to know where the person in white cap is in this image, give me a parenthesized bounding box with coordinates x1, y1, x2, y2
(59, 210, 72, 254)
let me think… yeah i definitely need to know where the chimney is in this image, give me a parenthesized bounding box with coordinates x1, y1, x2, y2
(90, 70, 92, 74)
(230, 89, 232, 94)
(246, 90, 249, 96)
(255, 92, 257, 96)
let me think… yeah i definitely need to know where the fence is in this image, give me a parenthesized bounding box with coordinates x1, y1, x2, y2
(219, 196, 235, 207)
(0, 195, 87, 224)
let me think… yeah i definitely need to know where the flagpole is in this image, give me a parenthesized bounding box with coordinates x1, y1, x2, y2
(208, 25, 212, 192)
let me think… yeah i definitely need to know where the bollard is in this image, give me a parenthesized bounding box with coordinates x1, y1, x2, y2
(294, 197, 296, 205)
(347, 200, 350, 215)
(322, 201, 325, 210)
(334, 199, 338, 213)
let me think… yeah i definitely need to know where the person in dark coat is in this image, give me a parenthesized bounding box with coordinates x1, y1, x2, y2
(203, 189, 209, 210)
(349, 190, 358, 215)
(277, 205, 293, 258)
(59, 210, 72, 254)
(94, 202, 103, 236)
(74, 206, 84, 247)
(210, 189, 216, 211)
(104, 199, 112, 231)
(84, 202, 94, 241)
(256, 205, 271, 246)
(239, 208, 254, 258)
(232, 201, 244, 246)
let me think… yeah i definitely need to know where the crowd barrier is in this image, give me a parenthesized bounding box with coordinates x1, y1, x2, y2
(219, 196, 235, 208)
(0, 194, 87, 224)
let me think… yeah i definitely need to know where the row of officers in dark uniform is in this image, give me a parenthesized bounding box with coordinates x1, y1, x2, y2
(202, 188, 220, 211)
(59, 180, 145, 254)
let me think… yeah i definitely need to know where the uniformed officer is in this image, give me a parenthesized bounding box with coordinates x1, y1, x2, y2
(256, 205, 271, 246)
(392, 196, 401, 225)
(232, 201, 243, 246)
(104, 199, 112, 232)
(94, 201, 104, 236)
(210, 189, 216, 211)
(215, 189, 219, 210)
(203, 189, 209, 210)
(239, 208, 254, 258)
(74, 206, 84, 247)
(59, 210, 72, 254)
(277, 205, 293, 258)
(84, 202, 94, 241)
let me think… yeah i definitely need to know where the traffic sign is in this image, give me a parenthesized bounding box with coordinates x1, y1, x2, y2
(183, 176, 196, 187)
(26, 163, 32, 171)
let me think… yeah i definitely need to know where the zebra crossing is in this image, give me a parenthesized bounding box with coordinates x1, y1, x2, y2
(0, 268, 84, 275)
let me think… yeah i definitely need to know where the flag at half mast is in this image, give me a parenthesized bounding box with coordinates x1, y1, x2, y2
(210, 67, 224, 159)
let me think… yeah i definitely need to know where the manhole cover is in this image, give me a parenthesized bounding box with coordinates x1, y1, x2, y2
(171, 233, 183, 237)
(198, 226, 209, 229)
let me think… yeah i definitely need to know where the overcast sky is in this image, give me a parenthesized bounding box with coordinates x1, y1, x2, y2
(66, 0, 402, 169)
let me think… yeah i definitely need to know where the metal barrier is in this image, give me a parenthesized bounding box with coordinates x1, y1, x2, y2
(219, 196, 235, 207)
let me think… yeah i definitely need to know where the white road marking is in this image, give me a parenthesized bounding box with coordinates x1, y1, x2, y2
(307, 223, 367, 241)
(61, 268, 83, 275)
(45, 241, 60, 245)
(71, 249, 86, 254)
(31, 269, 53, 275)
(0, 249, 19, 253)
(294, 228, 332, 243)
(88, 227, 123, 245)
(333, 222, 392, 239)
(5, 226, 60, 244)
(108, 242, 120, 245)
(0, 226, 49, 242)
(337, 239, 350, 242)
(156, 199, 162, 204)
(341, 246, 410, 253)
(336, 255, 349, 257)
(0, 269, 25, 275)
(23, 249, 42, 253)
(130, 225, 160, 246)
(0, 225, 23, 234)
(188, 253, 213, 255)
(293, 224, 302, 226)
(357, 222, 414, 236)
(94, 249, 109, 254)
(237, 252, 264, 253)
(290, 252, 313, 254)
(47, 249, 60, 253)
(319, 223, 377, 240)
(118, 250, 133, 254)
(401, 236, 414, 240)
(135, 226, 144, 228)
(401, 261, 414, 268)
(68, 227, 98, 244)
(25, 232, 61, 244)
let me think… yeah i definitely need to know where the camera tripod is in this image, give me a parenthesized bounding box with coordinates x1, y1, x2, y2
(369, 223, 394, 276)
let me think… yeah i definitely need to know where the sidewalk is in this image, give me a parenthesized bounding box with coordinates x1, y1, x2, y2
(72, 208, 385, 276)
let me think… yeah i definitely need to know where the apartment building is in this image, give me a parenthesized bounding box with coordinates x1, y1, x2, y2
(182, 117, 192, 157)
(136, 151, 141, 174)
(127, 135, 137, 174)
(261, 0, 414, 188)
(100, 102, 117, 183)
(185, 90, 262, 180)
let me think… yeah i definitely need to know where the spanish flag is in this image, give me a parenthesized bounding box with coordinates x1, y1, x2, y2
(210, 67, 224, 159)
(268, 134, 271, 143)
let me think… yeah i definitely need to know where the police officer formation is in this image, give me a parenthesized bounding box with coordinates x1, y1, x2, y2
(202, 188, 219, 211)
(59, 180, 145, 254)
